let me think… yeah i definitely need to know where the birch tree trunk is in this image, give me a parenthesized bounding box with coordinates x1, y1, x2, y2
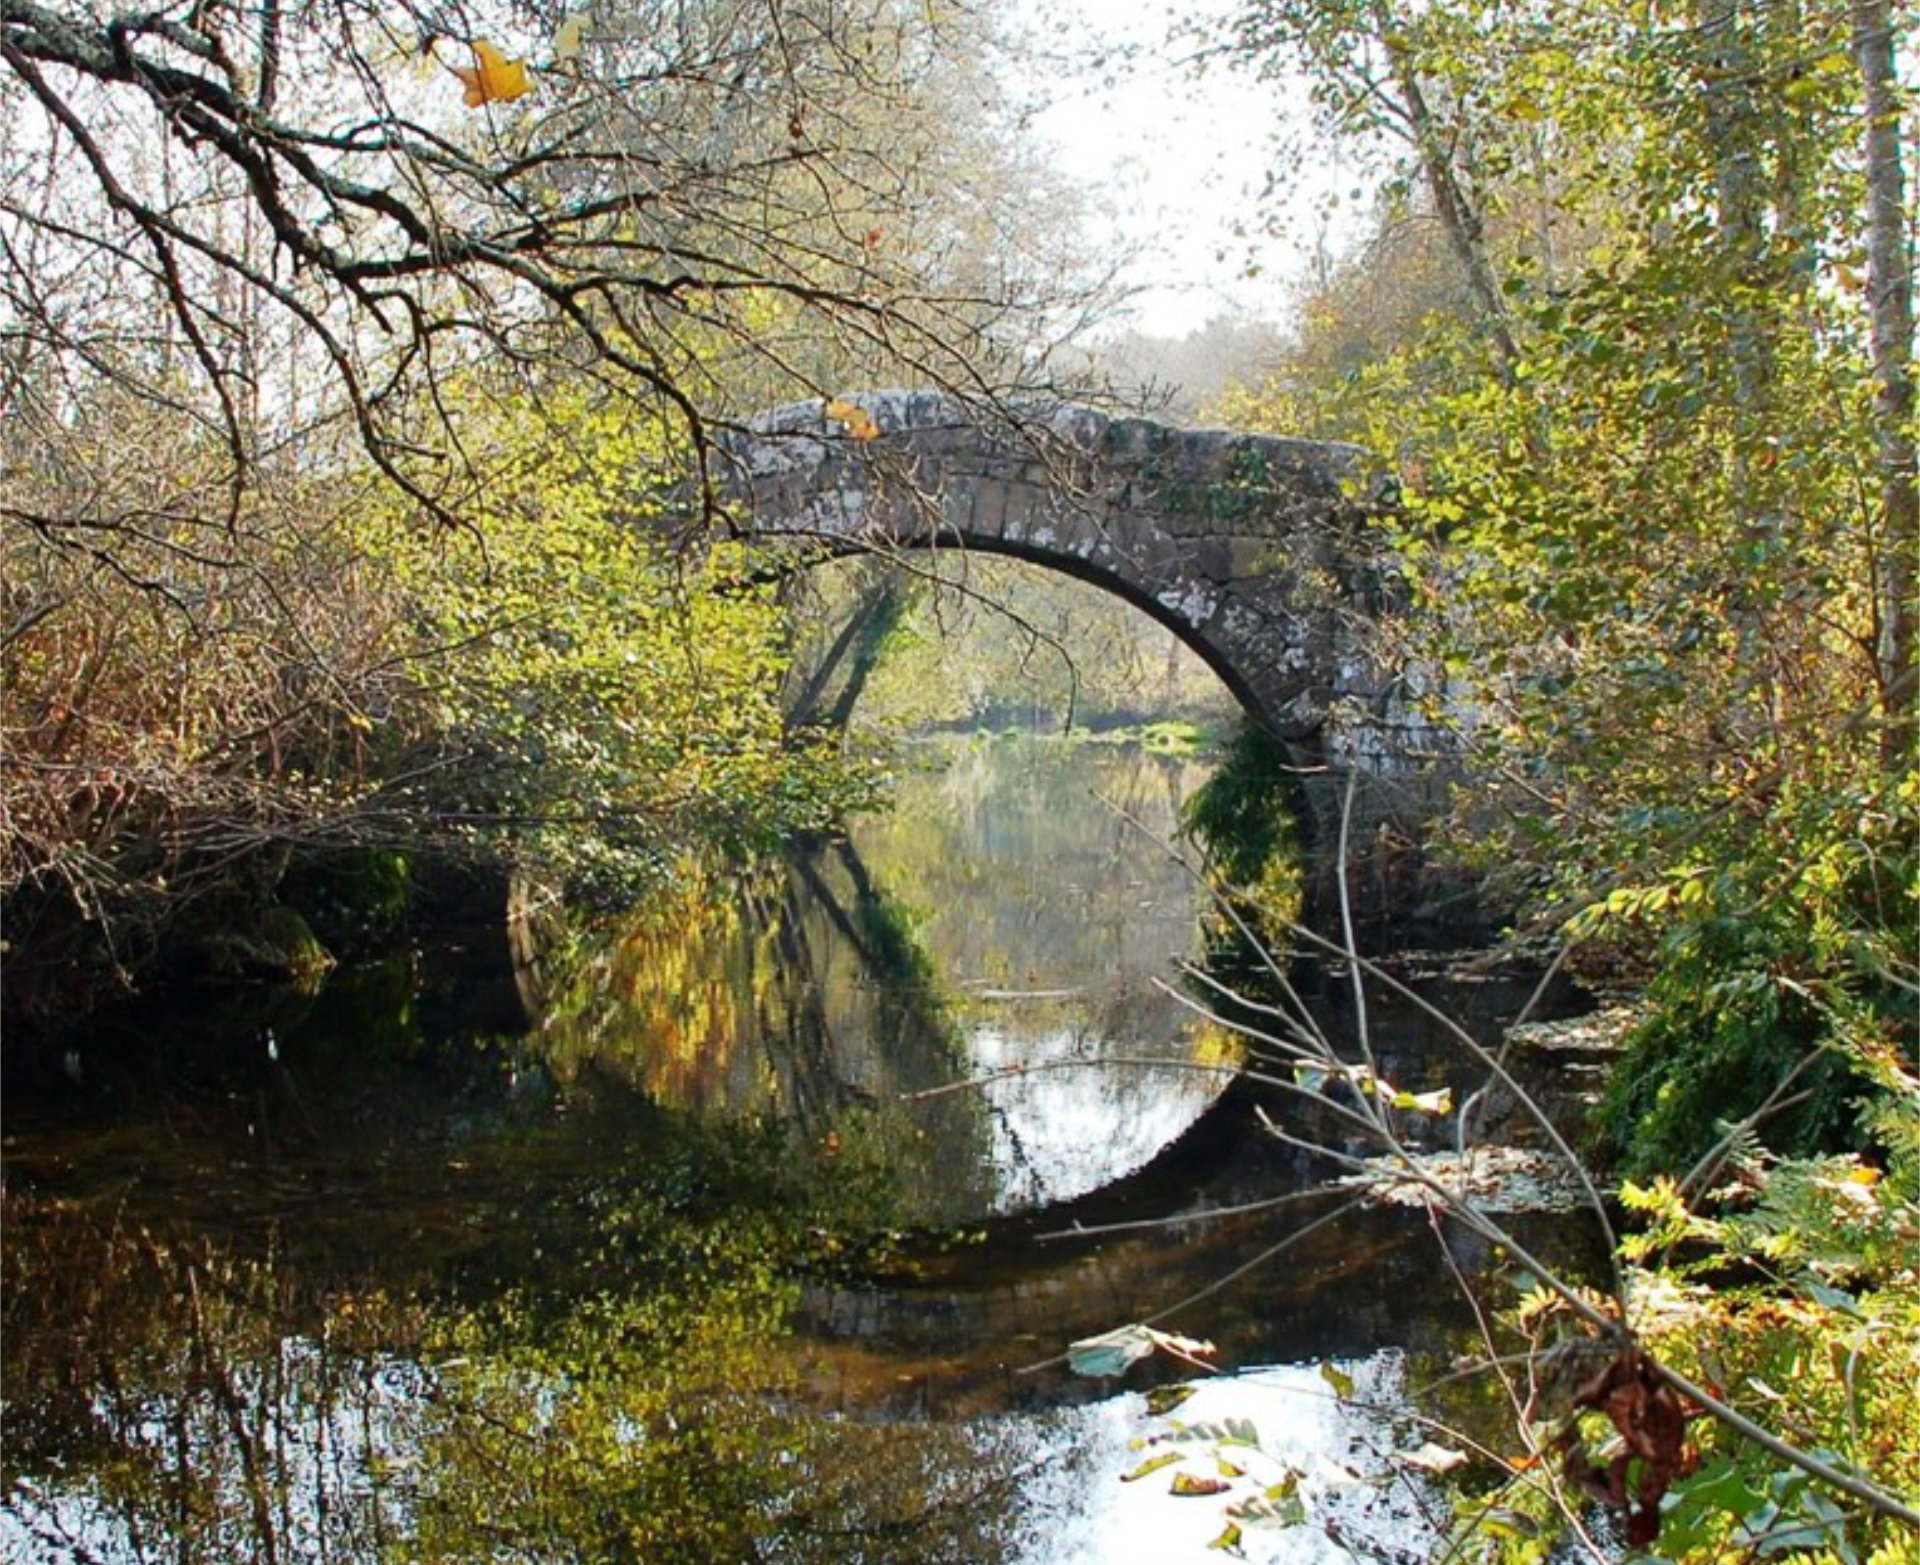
(1851, 0, 1917, 759)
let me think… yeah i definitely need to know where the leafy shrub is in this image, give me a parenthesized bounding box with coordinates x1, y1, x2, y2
(1594, 773, 1917, 1177)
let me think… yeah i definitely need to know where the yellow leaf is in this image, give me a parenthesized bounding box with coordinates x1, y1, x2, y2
(1121, 1452, 1182, 1483)
(453, 40, 532, 108)
(1388, 1085, 1453, 1115)
(553, 13, 587, 61)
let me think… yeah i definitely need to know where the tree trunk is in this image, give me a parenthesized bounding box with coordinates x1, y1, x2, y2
(1851, 0, 1917, 761)
(1696, 0, 1775, 416)
(1371, 4, 1520, 376)
(787, 581, 903, 731)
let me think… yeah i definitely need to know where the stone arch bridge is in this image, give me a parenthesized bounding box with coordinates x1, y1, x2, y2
(723, 391, 1446, 833)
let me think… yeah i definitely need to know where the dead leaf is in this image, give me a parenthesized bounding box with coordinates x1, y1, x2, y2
(1559, 1347, 1693, 1547)
(1399, 1441, 1469, 1475)
(1067, 1323, 1217, 1379)
(1172, 1473, 1233, 1496)
(452, 40, 531, 107)
(1146, 1384, 1198, 1415)
(823, 396, 881, 442)
(1207, 1520, 1246, 1554)
(1121, 1451, 1182, 1483)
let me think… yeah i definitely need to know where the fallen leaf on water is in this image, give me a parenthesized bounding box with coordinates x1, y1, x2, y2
(1399, 1441, 1470, 1475)
(453, 40, 532, 106)
(1067, 1323, 1217, 1379)
(1320, 1362, 1355, 1398)
(1120, 1452, 1182, 1483)
(1207, 1520, 1245, 1554)
(1146, 1383, 1197, 1415)
(1228, 1482, 1307, 1529)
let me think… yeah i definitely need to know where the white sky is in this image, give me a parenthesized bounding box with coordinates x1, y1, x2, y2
(1006, 0, 1365, 339)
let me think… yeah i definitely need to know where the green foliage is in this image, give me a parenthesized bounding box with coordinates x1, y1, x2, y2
(378, 398, 873, 884)
(1595, 774, 1917, 1174)
(280, 846, 414, 951)
(1182, 719, 1305, 940)
(1215, 0, 1911, 1174)
(1627, 1117, 1919, 1565)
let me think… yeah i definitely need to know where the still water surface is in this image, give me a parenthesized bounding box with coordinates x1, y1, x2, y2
(1, 737, 1598, 1563)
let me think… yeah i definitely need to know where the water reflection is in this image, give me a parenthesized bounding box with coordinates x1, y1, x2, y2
(522, 737, 1238, 1218)
(1, 735, 1609, 1565)
(1, 1154, 1051, 1565)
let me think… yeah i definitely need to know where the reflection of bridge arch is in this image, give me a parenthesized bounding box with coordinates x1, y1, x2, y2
(724, 392, 1438, 811)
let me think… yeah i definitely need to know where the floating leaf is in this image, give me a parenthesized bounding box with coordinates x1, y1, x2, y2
(1207, 1521, 1246, 1554)
(1070, 1325, 1156, 1378)
(1120, 1451, 1183, 1483)
(1399, 1441, 1470, 1475)
(1320, 1362, 1355, 1398)
(1146, 1384, 1198, 1415)
(453, 40, 532, 106)
(1172, 1474, 1233, 1496)
(1069, 1323, 1216, 1379)
(1229, 1484, 1308, 1529)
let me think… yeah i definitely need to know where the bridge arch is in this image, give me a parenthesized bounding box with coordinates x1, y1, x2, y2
(724, 391, 1439, 830)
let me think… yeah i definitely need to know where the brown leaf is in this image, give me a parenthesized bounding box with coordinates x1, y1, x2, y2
(1561, 1348, 1692, 1546)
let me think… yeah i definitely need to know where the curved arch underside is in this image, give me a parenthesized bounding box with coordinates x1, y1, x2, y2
(770, 526, 1273, 725)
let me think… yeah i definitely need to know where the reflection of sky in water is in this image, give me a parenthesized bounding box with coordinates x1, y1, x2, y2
(1010, 1354, 1440, 1565)
(1, 1347, 1433, 1565)
(967, 1023, 1224, 1210)
(847, 738, 1235, 1211)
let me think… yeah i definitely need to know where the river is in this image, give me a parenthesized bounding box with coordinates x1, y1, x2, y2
(0, 735, 1605, 1563)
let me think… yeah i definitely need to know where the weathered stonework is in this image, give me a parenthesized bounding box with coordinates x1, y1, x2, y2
(724, 391, 1454, 841)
